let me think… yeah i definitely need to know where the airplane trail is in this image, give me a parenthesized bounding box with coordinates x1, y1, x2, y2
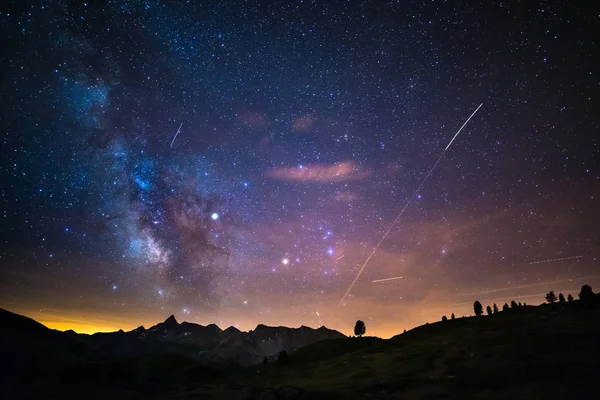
(170, 122, 183, 148)
(527, 255, 583, 265)
(372, 276, 404, 283)
(338, 103, 484, 306)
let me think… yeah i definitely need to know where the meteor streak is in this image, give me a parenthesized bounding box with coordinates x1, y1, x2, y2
(170, 122, 183, 148)
(338, 103, 484, 306)
(527, 255, 583, 265)
(372, 276, 404, 283)
(445, 103, 484, 150)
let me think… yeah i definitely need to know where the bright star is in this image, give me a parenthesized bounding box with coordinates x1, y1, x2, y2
(211, 212, 219, 220)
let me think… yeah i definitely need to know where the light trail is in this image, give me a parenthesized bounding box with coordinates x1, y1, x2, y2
(372, 276, 404, 283)
(444, 103, 484, 150)
(338, 103, 484, 306)
(527, 255, 583, 265)
(170, 122, 183, 148)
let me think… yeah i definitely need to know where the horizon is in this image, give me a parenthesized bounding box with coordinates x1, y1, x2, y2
(7, 277, 596, 338)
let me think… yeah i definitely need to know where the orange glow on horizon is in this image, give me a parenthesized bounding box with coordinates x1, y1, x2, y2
(41, 320, 121, 334)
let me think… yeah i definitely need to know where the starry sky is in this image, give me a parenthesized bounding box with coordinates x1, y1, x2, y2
(1, 1, 599, 338)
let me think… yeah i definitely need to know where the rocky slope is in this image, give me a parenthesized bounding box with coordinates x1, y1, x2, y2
(68, 314, 345, 366)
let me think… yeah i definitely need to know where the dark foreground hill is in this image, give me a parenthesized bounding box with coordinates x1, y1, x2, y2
(0, 308, 101, 373)
(3, 303, 600, 399)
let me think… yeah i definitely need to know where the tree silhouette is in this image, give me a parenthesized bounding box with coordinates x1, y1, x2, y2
(474, 301, 483, 316)
(518, 302, 522, 307)
(354, 320, 366, 337)
(502, 303, 509, 311)
(545, 291, 557, 304)
(263, 356, 268, 364)
(451, 313, 455, 320)
(493, 303, 499, 314)
(510, 300, 518, 309)
(486, 305, 492, 315)
(277, 350, 289, 366)
(442, 315, 448, 322)
(567, 294, 574, 303)
(558, 293, 565, 303)
(579, 284, 594, 303)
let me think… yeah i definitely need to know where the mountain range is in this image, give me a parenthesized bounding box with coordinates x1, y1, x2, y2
(1, 308, 345, 368)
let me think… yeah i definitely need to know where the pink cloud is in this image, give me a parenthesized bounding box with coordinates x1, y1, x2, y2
(238, 111, 267, 129)
(266, 161, 371, 183)
(335, 191, 359, 202)
(292, 115, 315, 132)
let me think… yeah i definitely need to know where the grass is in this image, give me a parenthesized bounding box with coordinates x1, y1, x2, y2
(9, 304, 600, 399)
(221, 305, 600, 399)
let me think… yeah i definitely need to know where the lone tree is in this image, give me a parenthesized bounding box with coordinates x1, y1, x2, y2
(493, 303, 499, 314)
(502, 303, 509, 311)
(545, 291, 557, 304)
(486, 305, 492, 315)
(558, 293, 565, 303)
(451, 313, 455, 320)
(510, 300, 518, 309)
(567, 294, 574, 303)
(263, 357, 268, 364)
(442, 315, 448, 322)
(474, 301, 483, 316)
(579, 285, 595, 303)
(354, 320, 366, 337)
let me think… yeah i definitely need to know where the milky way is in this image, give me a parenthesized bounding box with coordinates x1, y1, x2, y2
(1, 1, 599, 337)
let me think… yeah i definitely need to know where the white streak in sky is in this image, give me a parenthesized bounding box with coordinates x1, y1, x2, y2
(445, 103, 484, 150)
(338, 103, 484, 307)
(170, 122, 183, 148)
(372, 276, 404, 283)
(527, 255, 583, 265)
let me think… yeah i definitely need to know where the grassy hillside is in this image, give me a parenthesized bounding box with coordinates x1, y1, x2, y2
(192, 304, 600, 399)
(6, 303, 600, 399)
